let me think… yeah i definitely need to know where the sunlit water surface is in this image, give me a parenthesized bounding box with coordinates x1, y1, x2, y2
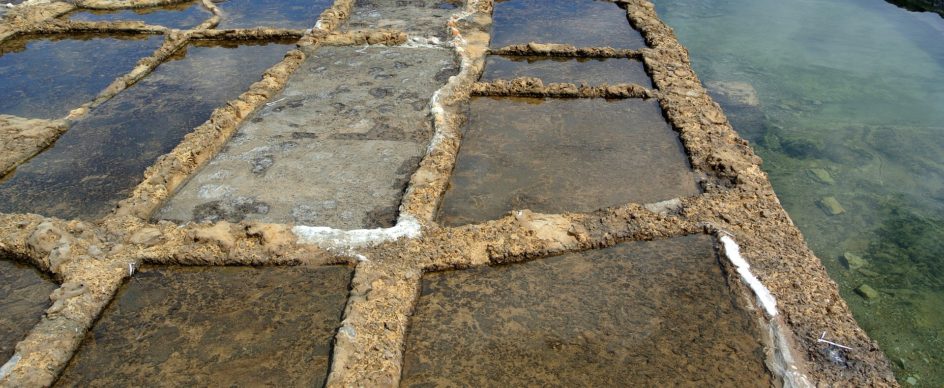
(655, 0, 944, 384)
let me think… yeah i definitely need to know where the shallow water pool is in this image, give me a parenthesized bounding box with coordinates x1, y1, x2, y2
(655, 0, 944, 384)
(0, 41, 292, 220)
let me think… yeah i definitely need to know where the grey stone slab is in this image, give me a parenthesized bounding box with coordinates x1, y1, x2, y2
(344, 0, 462, 40)
(158, 46, 457, 229)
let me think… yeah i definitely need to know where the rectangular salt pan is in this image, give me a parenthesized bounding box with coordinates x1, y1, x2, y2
(401, 235, 774, 386)
(65, 1, 212, 30)
(344, 0, 462, 41)
(156, 46, 457, 229)
(0, 42, 292, 220)
(215, 0, 333, 29)
(482, 55, 654, 87)
(55, 265, 352, 387)
(438, 97, 699, 226)
(0, 258, 57, 361)
(0, 34, 163, 119)
(490, 0, 646, 49)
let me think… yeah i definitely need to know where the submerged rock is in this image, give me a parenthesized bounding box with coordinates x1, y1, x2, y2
(856, 284, 880, 300)
(807, 168, 836, 185)
(842, 252, 867, 270)
(818, 196, 846, 215)
(705, 80, 759, 106)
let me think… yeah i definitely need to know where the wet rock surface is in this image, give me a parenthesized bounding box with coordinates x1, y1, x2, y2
(344, 0, 460, 39)
(64, 1, 211, 29)
(490, 0, 646, 48)
(0, 257, 57, 362)
(158, 46, 457, 229)
(0, 41, 292, 220)
(0, 33, 163, 119)
(0, 0, 897, 385)
(401, 235, 773, 386)
(55, 265, 352, 387)
(344, 0, 461, 42)
(482, 55, 653, 87)
(439, 97, 700, 226)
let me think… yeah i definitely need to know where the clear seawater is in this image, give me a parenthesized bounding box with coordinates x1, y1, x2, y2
(654, 0, 944, 384)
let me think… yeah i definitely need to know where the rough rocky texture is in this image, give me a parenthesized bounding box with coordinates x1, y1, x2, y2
(471, 76, 654, 98)
(157, 45, 456, 229)
(0, 115, 67, 176)
(0, 0, 897, 386)
(490, 42, 642, 59)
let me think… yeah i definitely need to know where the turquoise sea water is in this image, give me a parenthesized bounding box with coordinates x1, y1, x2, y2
(654, 0, 944, 384)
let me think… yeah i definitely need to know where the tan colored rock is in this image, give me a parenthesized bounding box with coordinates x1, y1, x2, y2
(191, 222, 236, 250)
(129, 228, 163, 246)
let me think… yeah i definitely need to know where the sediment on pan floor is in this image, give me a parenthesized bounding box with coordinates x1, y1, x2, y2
(489, 0, 645, 49)
(0, 32, 164, 119)
(481, 55, 653, 87)
(0, 0, 899, 385)
(438, 97, 699, 226)
(63, 1, 212, 30)
(401, 235, 773, 386)
(0, 256, 58, 362)
(214, 0, 333, 29)
(55, 265, 352, 386)
(157, 45, 458, 229)
(0, 40, 293, 220)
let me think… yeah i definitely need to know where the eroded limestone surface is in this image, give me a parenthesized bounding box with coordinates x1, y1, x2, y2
(158, 46, 458, 229)
(0, 257, 57, 361)
(401, 235, 772, 386)
(490, 0, 646, 49)
(482, 55, 653, 87)
(344, 0, 461, 40)
(0, 41, 292, 220)
(55, 265, 351, 387)
(0, 33, 163, 119)
(438, 97, 700, 225)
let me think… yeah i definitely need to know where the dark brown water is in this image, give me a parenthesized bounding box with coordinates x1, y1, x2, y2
(65, 1, 211, 30)
(482, 55, 654, 87)
(490, 0, 646, 49)
(215, 0, 334, 29)
(438, 97, 699, 225)
(401, 235, 773, 386)
(0, 34, 163, 119)
(0, 257, 57, 361)
(55, 265, 351, 387)
(0, 41, 292, 220)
